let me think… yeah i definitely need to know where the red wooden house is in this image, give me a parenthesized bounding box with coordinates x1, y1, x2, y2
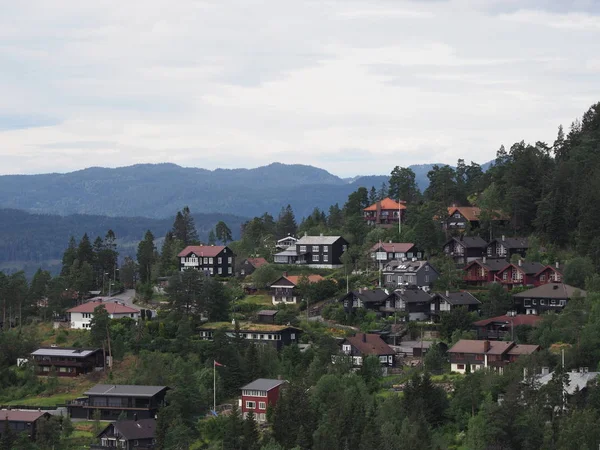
(363, 197, 406, 227)
(534, 263, 564, 285)
(494, 260, 545, 289)
(462, 258, 509, 287)
(240, 378, 287, 423)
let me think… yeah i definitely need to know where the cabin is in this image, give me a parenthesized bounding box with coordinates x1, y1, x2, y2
(443, 206, 506, 232)
(240, 379, 287, 423)
(512, 283, 586, 315)
(486, 237, 529, 259)
(256, 310, 278, 324)
(448, 339, 539, 374)
(0, 410, 51, 440)
(275, 235, 297, 250)
(67, 384, 169, 421)
(31, 347, 104, 377)
(429, 291, 481, 319)
(268, 273, 324, 305)
(238, 257, 268, 277)
(382, 260, 438, 291)
(198, 322, 302, 351)
(386, 287, 434, 321)
(363, 197, 407, 227)
(95, 418, 156, 450)
(472, 314, 543, 340)
(339, 333, 396, 367)
(443, 236, 488, 266)
(369, 242, 423, 265)
(339, 288, 392, 315)
(462, 257, 510, 287)
(495, 261, 546, 288)
(534, 263, 564, 285)
(177, 245, 235, 277)
(66, 300, 140, 329)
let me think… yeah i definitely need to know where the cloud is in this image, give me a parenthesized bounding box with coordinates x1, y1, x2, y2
(0, 0, 599, 177)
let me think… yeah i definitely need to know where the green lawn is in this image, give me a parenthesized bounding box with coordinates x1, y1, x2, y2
(239, 294, 272, 305)
(4, 391, 81, 407)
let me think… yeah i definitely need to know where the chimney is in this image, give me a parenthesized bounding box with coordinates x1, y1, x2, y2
(541, 366, 550, 376)
(555, 261, 560, 269)
(362, 333, 367, 343)
(445, 290, 450, 298)
(359, 287, 363, 294)
(389, 240, 392, 244)
(483, 340, 490, 352)
(482, 256, 486, 264)
(304, 231, 308, 237)
(502, 235, 505, 241)
(518, 259, 522, 267)
(283, 271, 288, 277)
(277, 374, 283, 380)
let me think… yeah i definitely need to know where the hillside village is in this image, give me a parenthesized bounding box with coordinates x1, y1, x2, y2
(1, 104, 600, 449)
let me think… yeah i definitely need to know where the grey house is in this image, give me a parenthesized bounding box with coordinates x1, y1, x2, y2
(382, 260, 439, 291)
(274, 234, 348, 269)
(386, 287, 434, 321)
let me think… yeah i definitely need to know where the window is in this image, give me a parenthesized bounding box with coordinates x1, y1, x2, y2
(209, 257, 213, 264)
(425, 265, 429, 271)
(228, 267, 232, 274)
(218, 268, 222, 275)
(550, 299, 557, 306)
(312, 245, 319, 252)
(203, 258, 208, 264)
(209, 268, 214, 275)
(540, 299, 545, 305)
(457, 364, 465, 370)
(559, 300, 567, 306)
(323, 246, 328, 253)
(407, 252, 413, 258)
(386, 275, 392, 283)
(312, 254, 319, 262)
(540, 274, 546, 282)
(323, 255, 329, 262)
(228, 257, 232, 264)
(532, 299, 537, 305)
(246, 401, 256, 409)
(425, 275, 429, 283)
(259, 402, 266, 410)
(300, 246, 306, 253)
(218, 257, 222, 264)
(389, 253, 393, 259)
(503, 272, 508, 280)
(453, 213, 461, 218)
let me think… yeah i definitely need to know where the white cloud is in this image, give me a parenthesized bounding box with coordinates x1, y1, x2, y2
(0, 0, 598, 177)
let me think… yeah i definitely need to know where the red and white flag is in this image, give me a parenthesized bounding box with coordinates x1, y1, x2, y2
(214, 360, 225, 367)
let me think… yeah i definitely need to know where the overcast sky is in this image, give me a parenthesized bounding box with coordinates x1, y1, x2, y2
(1, 0, 599, 177)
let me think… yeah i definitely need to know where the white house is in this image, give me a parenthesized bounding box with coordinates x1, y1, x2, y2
(66, 299, 140, 329)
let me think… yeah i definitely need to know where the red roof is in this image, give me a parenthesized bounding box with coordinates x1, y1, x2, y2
(370, 242, 415, 253)
(247, 257, 268, 269)
(364, 197, 407, 212)
(473, 314, 543, 328)
(0, 410, 49, 422)
(67, 300, 140, 314)
(285, 275, 324, 285)
(344, 333, 395, 356)
(178, 245, 227, 258)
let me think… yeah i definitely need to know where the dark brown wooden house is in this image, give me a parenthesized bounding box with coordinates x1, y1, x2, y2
(31, 348, 103, 377)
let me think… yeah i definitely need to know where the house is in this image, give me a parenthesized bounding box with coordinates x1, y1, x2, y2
(382, 260, 438, 291)
(339, 333, 396, 367)
(95, 418, 156, 450)
(535, 367, 599, 395)
(240, 378, 287, 423)
(0, 410, 51, 440)
(256, 310, 278, 324)
(273, 234, 348, 268)
(443, 236, 488, 266)
(429, 291, 481, 319)
(67, 384, 169, 421)
(177, 245, 235, 276)
(385, 287, 435, 321)
(66, 300, 140, 329)
(473, 314, 543, 340)
(239, 257, 268, 276)
(198, 322, 302, 351)
(495, 260, 546, 288)
(30, 347, 104, 377)
(339, 288, 392, 314)
(444, 206, 506, 232)
(449, 339, 539, 374)
(534, 262, 564, 285)
(276, 235, 297, 250)
(363, 197, 406, 227)
(369, 242, 423, 265)
(486, 236, 529, 259)
(395, 340, 447, 358)
(512, 283, 586, 315)
(463, 257, 510, 287)
(268, 273, 324, 305)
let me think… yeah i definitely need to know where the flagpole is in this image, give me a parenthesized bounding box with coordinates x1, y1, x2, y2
(213, 360, 216, 412)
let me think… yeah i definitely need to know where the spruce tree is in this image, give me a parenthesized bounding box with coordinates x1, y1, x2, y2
(243, 410, 260, 450)
(137, 230, 156, 284)
(61, 236, 78, 276)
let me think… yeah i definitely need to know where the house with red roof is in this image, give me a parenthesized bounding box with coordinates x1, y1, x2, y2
(339, 333, 396, 367)
(363, 197, 406, 227)
(239, 257, 268, 277)
(369, 241, 423, 265)
(66, 299, 140, 329)
(443, 206, 507, 232)
(448, 339, 539, 374)
(178, 245, 235, 277)
(472, 313, 543, 340)
(268, 273, 324, 305)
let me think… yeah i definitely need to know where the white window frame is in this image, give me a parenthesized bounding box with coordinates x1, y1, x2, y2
(218, 268, 222, 274)
(299, 246, 306, 253)
(228, 257, 232, 264)
(323, 254, 329, 262)
(209, 257, 213, 264)
(312, 254, 319, 262)
(312, 245, 319, 253)
(218, 257, 222, 264)
(323, 246, 328, 253)
(259, 402, 266, 410)
(246, 401, 255, 409)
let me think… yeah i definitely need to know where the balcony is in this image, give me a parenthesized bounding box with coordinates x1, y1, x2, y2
(464, 274, 488, 282)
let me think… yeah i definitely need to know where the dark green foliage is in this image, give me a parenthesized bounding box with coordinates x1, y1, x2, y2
(137, 230, 156, 284)
(439, 307, 476, 341)
(215, 220, 233, 244)
(563, 256, 595, 289)
(388, 166, 420, 203)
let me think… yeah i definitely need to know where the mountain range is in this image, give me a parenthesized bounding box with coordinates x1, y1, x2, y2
(0, 162, 454, 220)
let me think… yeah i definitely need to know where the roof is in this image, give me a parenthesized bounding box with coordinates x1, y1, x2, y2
(489, 237, 529, 249)
(535, 264, 565, 276)
(498, 261, 546, 275)
(343, 333, 395, 356)
(67, 300, 140, 314)
(370, 242, 415, 253)
(394, 288, 433, 303)
(276, 236, 297, 243)
(274, 249, 298, 257)
(296, 235, 346, 245)
(272, 274, 324, 286)
(346, 288, 391, 304)
(177, 245, 228, 258)
(446, 236, 488, 249)
(31, 348, 101, 358)
(383, 260, 430, 273)
(507, 344, 540, 356)
(465, 258, 509, 272)
(473, 314, 543, 328)
(84, 384, 168, 398)
(536, 370, 600, 395)
(437, 291, 481, 306)
(513, 283, 587, 299)
(364, 197, 407, 211)
(448, 206, 482, 221)
(448, 339, 512, 355)
(241, 378, 287, 392)
(0, 410, 49, 422)
(107, 419, 157, 440)
(199, 322, 301, 333)
(257, 310, 279, 316)
(397, 340, 435, 350)
(246, 257, 268, 269)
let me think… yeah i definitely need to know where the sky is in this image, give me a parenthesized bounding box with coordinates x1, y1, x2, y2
(1, 0, 599, 177)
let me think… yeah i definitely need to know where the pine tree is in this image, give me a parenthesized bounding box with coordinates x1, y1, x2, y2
(243, 410, 260, 450)
(276, 205, 297, 238)
(208, 229, 216, 245)
(77, 233, 94, 266)
(182, 206, 199, 244)
(61, 236, 78, 276)
(368, 186, 377, 204)
(137, 230, 156, 284)
(215, 221, 233, 244)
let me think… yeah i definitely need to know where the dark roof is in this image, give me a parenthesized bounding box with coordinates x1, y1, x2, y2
(0, 410, 49, 422)
(473, 314, 543, 327)
(465, 258, 508, 272)
(31, 348, 101, 358)
(257, 310, 279, 316)
(241, 378, 287, 391)
(348, 288, 391, 303)
(383, 260, 431, 273)
(394, 288, 433, 304)
(446, 236, 488, 249)
(437, 291, 481, 306)
(513, 283, 587, 299)
(489, 237, 529, 249)
(84, 384, 168, 397)
(497, 261, 545, 275)
(101, 419, 157, 441)
(343, 333, 395, 356)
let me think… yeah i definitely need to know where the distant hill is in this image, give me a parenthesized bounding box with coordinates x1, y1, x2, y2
(0, 208, 247, 276)
(0, 161, 492, 220)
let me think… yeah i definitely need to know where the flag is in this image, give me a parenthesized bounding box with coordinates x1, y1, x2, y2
(214, 360, 225, 367)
